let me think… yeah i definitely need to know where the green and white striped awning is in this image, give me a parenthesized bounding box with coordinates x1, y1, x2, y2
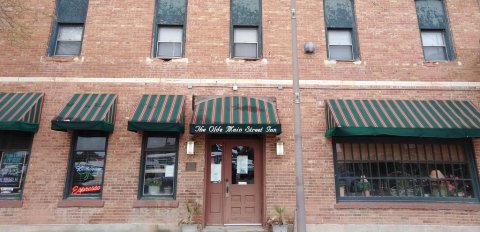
(0, 92, 44, 133)
(51, 93, 117, 132)
(190, 96, 281, 134)
(128, 95, 185, 133)
(325, 99, 480, 138)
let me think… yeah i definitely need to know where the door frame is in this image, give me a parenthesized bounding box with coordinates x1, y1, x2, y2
(203, 134, 266, 226)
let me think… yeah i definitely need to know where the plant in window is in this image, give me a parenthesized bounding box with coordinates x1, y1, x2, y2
(354, 175, 372, 197)
(266, 205, 291, 232)
(145, 178, 162, 195)
(178, 200, 201, 232)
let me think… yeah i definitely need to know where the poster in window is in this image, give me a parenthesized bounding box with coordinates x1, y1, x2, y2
(165, 165, 175, 177)
(211, 164, 222, 182)
(237, 155, 248, 174)
(0, 152, 27, 189)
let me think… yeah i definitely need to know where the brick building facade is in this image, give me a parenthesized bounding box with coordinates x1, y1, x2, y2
(0, 0, 479, 232)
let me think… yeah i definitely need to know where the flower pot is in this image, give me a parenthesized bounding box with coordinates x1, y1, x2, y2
(339, 186, 345, 197)
(363, 190, 370, 197)
(181, 224, 198, 232)
(148, 186, 160, 195)
(272, 224, 288, 232)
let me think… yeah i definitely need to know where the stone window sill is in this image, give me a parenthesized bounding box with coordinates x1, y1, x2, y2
(0, 200, 23, 208)
(58, 199, 104, 208)
(133, 200, 179, 208)
(335, 202, 480, 211)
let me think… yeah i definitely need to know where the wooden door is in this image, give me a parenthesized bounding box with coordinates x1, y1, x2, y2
(205, 138, 263, 225)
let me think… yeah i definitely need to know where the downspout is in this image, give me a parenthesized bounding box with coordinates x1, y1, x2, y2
(290, 1, 307, 232)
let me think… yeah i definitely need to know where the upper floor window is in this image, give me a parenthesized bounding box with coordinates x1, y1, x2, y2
(0, 132, 33, 199)
(327, 29, 353, 60)
(48, 0, 88, 56)
(415, 0, 455, 61)
(324, 0, 359, 60)
(65, 132, 108, 198)
(153, 0, 187, 58)
(233, 27, 259, 59)
(139, 135, 178, 199)
(231, 0, 262, 59)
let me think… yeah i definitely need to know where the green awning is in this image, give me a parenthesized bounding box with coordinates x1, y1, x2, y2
(190, 96, 281, 134)
(128, 95, 185, 133)
(325, 99, 480, 138)
(0, 92, 44, 133)
(51, 93, 117, 132)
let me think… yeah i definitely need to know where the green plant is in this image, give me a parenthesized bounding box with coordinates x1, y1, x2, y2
(354, 175, 371, 192)
(145, 178, 161, 186)
(178, 200, 201, 225)
(266, 205, 288, 225)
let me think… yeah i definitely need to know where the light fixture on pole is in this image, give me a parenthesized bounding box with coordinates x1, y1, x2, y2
(276, 138, 284, 156)
(186, 136, 195, 155)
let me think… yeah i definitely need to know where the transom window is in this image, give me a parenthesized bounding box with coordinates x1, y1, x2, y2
(233, 27, 258, 59)
(334, 137, 478, 202)
(65, 133, 107, 198)
(157, 26, 183, 58)
(139, 135, 178, 199)
(55, 24, 84, 56)
(420, 30, 447, 61)
(327, 29, 353, 60)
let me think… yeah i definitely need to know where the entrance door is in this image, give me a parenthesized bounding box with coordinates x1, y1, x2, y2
(205, 138, 263, 225)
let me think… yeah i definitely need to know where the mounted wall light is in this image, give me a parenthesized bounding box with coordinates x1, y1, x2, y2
(304, 41, 316, 54)
(276, 138, 284, 156)
(186, 136, 195, 155)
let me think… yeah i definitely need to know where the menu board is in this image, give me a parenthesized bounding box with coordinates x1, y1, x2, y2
(0, 152, 27, 188)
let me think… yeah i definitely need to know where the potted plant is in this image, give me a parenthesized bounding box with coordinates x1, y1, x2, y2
(145, 178, 161, 195)
(266, 205, 289, 232)
(178, 200, 201, 232)
(354, 175, 371, 196)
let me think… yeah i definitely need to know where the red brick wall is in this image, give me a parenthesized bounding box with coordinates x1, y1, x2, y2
(0, 0, 479, 228)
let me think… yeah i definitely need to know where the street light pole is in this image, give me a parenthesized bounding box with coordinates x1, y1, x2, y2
(290, 0, 306, 232)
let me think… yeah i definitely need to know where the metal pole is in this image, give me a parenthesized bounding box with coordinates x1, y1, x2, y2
(290, 1, 306, 232)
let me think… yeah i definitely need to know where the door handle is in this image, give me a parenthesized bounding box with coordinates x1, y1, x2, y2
(225, 179, 230, 197)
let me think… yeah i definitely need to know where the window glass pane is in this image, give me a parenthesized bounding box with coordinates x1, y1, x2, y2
(158, 27, 183, 42)
(0, 151, 29, 195)
(329, 45, 353, 60)
(76, 136, 106, 151)
(424, 47, 447, 61)
(58, 25, 83, 41)
(335, 139, 477, 201)
(421, 31, 445, 46)
(70, 151, 105, 196)
(158, 42, 182, 57)
(234, 28, 258, 43)
(210, 144, 223, 183)
(143, 152, 176, 196)
(231, 146, 254, 185)
(147, 137, 177, 150)
(55, 41, 82, 56)
(234, 43, 257, 58)
(328, 30, 352, 45)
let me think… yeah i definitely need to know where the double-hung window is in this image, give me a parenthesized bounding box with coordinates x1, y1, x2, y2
(415, 0, 455, 61)
(233, 27, 259, 59)
(153, 0, 187, 58)
(231, 0, 262, 59)
(48, 0, 88, 56)
(139, 135, 178, 199)
(65, 133, 108, 198)
(0, 132, 33, 199)
(324, 0, 359, 60)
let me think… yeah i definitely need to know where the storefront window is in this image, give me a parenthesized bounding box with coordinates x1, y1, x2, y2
(139, 135, 178, 199)
(0, 132, 32, 199)
(65, 133, 107, 198)
(334, 137, 479, 202)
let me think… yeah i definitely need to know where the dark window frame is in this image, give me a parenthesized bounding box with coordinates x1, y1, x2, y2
(333, 136, 480, 203)
(64, 131, 108, 199)
(54, 23, 85, 56)
(0, 131, 33, 200)
(230, 0, 263, 60)
(138, 133, 179, 200)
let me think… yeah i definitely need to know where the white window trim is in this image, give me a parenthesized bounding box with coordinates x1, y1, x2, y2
(327, 29, 354, 61)
(233, 27, 259, 59)
(420, 30, 448, 61)
(156, 26, 183, 58)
